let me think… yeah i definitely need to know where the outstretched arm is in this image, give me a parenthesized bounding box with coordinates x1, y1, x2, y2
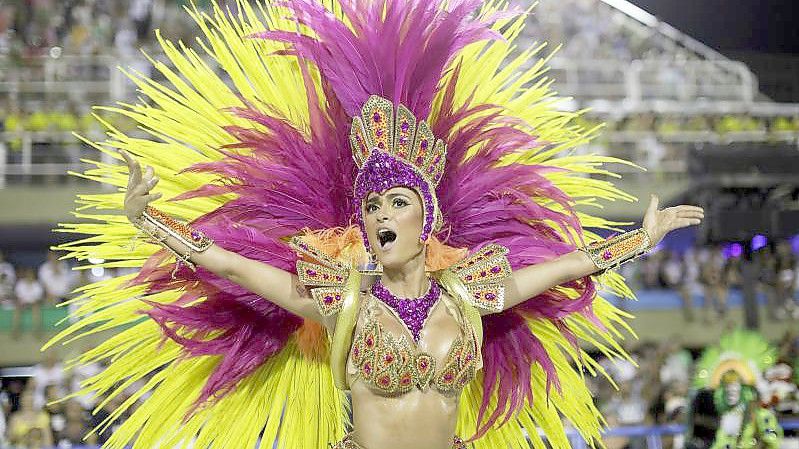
(119, 150, 324, 323)
(496, 194, 704, 313)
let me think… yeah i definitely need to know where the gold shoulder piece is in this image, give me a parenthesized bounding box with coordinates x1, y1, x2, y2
(445, 244, 511, 312)
(290, 237, 351, 316)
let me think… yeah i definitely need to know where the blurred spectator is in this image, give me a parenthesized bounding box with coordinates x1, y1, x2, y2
(776, 241, 797, 317)
(7, 390, 53, 448)
(757, 246, 780, 320)
(32, 352, 65, 411)
(66, 347, 102, 410)
(43, 384, 67, 443)
(641, 252, 663, 289)
(12, 267, 44, 336)
(1, 379, 24, 415)
(662, 251, 691, 321)
(724, 254, 742, 289)
(699, 246, 727, 321)
(38, 251, 74, 305)
(57, 399, 97, 448)
(0, 249, 15, 308)
(0, 398, 6, 449)
(679, 248, 702, 323)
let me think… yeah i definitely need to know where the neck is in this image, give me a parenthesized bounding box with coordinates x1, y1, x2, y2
(379, 249, 427, 298)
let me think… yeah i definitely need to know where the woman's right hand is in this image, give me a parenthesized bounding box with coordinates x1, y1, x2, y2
(119, 150, 162, 223)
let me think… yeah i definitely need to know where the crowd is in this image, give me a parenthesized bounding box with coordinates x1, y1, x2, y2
(525, 0, 658, 61)
(0, 250, 127, 338)
(0, 333, 796, 449)
(591, 330, 799, 449)
(0, 0, 206, 60)
(0, 350, 142, 449)
(576, 114, 799, 137)
(620, 239, 799, 322)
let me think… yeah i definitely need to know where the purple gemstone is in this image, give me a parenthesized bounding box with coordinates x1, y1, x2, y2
(371, 279, 440, 342)
(323, 295, 334, 304)
(485, 293, 497, 301)
(490, 266, 501, 274)
(401, 121, 409, 132)
(377, 142, 385, 149)
(421, 139, 428, 150)
(373, 112, 381, 122)
(602, 250, 612, 260)
(191, 230, 202, 241)
(399, 136, 408, 144)
(306, 269, 317, 277)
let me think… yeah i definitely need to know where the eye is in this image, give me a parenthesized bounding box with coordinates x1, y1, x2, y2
(393, 198, 409, 208)
(365, 203, 378, 213)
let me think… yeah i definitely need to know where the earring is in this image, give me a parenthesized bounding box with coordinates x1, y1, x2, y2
(361, 251, 383, 274)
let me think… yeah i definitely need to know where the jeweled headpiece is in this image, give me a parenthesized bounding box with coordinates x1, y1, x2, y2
(351, 95, 447, 251)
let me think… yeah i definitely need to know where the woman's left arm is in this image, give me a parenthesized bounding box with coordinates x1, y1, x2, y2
(497, 194, 704, 312)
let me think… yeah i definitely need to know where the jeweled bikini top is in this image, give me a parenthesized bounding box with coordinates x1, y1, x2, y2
(349, 292, 479, 395)
(288, 238, 513, 391)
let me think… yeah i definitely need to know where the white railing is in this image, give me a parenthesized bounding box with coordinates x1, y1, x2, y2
(0, 54, 129, 101)
(0, 131, 112, 188)
(2, 129, 796, 186)
(547, 58, 757, 104)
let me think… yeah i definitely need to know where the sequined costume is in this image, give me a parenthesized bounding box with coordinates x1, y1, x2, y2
(47, 1, 646, 448)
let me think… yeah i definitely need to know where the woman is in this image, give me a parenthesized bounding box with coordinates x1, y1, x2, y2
(121, 159, 699, 449)
(48, 1, 702, 448)
(7, 390, 53, 448)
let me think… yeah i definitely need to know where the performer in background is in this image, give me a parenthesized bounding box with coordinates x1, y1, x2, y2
(693, 330, 784, 449)
(47, 1, 702, 448)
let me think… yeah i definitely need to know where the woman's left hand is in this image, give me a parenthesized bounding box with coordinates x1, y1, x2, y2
(642, 194, 704, 246)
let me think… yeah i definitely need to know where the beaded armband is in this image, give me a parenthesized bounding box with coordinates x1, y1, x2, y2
(578, 228, 652, 273)
(135, 206, 213, 271)
(446, 244, 512, 312)
(289, 237, 351, 317)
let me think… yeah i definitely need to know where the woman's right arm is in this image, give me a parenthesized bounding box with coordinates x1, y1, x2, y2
(119, 150, 325, 323)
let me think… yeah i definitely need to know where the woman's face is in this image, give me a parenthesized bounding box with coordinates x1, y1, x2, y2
(363, 186, 425, 269)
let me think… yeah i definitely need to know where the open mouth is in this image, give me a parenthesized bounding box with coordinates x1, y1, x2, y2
(377, 229, 397, 250)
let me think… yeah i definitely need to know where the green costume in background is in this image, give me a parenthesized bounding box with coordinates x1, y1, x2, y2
(694, 330, 783, 449)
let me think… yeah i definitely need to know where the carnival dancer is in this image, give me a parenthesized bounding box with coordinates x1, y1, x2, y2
(47, 1, 703, 448)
